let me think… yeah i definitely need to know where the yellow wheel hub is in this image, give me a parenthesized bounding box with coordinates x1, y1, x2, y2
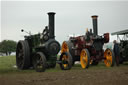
(104, 49, 113, 67)
(90, 59, 93, 65)
(62, 55, 68, 68)
(80, 49, 88, 69)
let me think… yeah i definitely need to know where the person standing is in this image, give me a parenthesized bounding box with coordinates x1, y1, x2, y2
(113, 40, 120, 66)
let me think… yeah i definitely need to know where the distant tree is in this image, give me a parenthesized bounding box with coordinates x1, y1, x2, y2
(0, 40, 17, 56)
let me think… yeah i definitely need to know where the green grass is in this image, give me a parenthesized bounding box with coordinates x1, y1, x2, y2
(0, 55, 128, 75)
(0, 56, 16, 73)
(0, 56, 64, 75)
(0, 56, 35, 75)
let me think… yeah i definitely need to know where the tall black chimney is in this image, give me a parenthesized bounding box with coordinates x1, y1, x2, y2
(91, 15, 98, 36)
(48, 12, 55, 39)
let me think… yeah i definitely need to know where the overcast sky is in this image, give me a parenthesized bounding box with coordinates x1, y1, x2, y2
(1, 1, 128, 43)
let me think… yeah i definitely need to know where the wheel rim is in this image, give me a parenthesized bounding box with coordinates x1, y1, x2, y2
(36, 54, 44, 71)
(80, 49, 88, 69)
(62, 54, 69, 68)
(16, 42, 24, 68)
(61, 41, 69, 53)
(104, 49, 113, 67)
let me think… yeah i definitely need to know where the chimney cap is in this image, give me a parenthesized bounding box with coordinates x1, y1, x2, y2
(91, 15, 98, 19)
(48, 12, 56, 15)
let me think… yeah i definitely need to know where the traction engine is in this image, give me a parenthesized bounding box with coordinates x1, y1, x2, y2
(16, 12, 60, 72)
(60, 15, 115, 69)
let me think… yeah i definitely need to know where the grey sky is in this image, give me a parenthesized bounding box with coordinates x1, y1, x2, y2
(1, 1, 128, 43)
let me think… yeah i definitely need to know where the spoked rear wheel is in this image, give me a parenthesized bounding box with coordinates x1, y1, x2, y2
(59, 52, 72, 70)
(16, 40, 30, 69)
(33, 52, 47, 72)
(80, 49, 90, 69)
(104, 48, 115, 67)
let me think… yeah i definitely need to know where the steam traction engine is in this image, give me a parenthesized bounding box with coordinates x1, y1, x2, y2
(16, 12, 60, 72)
(60, 15, 115, 69)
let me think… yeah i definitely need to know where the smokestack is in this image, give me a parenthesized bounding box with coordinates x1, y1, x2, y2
(90, 29, 92, 33)
(48, 12, 56, 39)
(91, 15, 98, 36)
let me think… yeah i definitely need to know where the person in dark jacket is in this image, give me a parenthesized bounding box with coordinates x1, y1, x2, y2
(113, 40, 120, 66)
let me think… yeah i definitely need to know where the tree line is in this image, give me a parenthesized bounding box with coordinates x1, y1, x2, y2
(0, 40, 17, 56)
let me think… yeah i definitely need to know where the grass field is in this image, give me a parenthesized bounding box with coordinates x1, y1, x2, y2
(0, 56, 35, 74)
(0, 55, 128, 75)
